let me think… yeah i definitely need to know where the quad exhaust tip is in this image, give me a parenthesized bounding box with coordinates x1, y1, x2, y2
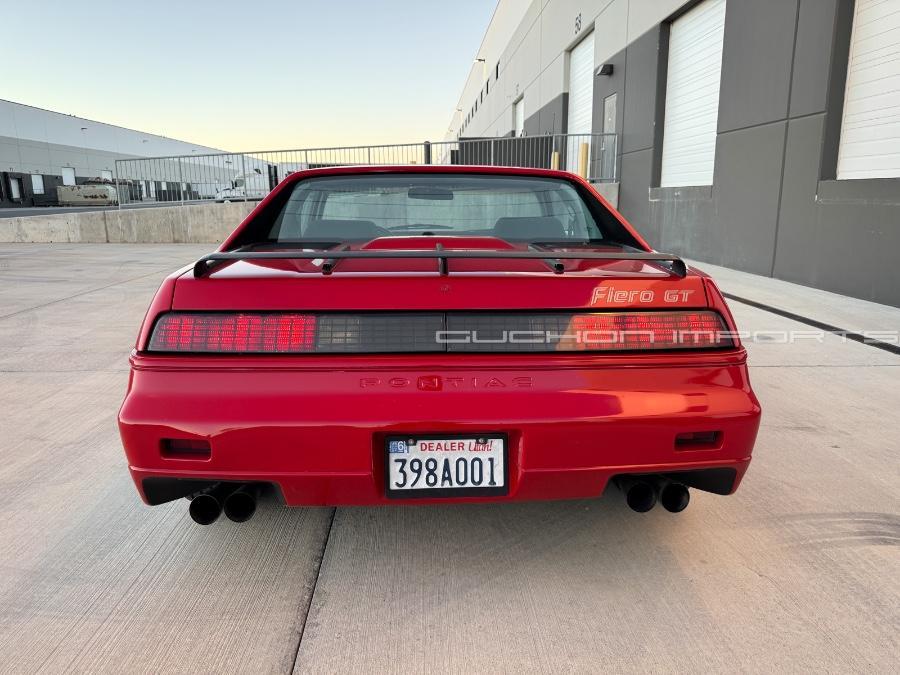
(188, 483, 262, 525)
(188, 483, 231, 525)
(617, 477, 658, 513)
(660, 481, 690, 513)
(617, 476, 690, 513)
(223, 484, 261, 523)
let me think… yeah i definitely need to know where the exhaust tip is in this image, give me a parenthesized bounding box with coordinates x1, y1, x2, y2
(188, 493, 222, 525)
(660, 482, 690, 513)
(623, 479, 658, 513)
(223, 484, 259, 523)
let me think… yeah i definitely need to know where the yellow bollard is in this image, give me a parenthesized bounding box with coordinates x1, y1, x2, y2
(550, 151, 560, 171)
(578, 142, 589, 179)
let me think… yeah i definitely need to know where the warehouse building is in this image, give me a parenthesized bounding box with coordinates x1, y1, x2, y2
(0, 99, 224, 208)
(448, 0, 900, 306)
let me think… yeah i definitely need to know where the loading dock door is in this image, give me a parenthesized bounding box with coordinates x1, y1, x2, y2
(837, 0, 900, 179)
(660, 0, 727, 187)
(566, 31, 595, 173)
(514, 98, 525, 136)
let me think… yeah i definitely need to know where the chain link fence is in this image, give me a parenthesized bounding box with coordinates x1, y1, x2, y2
(113, 133, 617, 206)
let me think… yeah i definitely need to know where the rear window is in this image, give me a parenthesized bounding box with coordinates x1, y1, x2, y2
(266, 174, 610, 243)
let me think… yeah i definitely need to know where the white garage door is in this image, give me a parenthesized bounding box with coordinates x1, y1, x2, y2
(660, 0, 727, 187)
(837, 0, 900, 180)
(514, 98, 525, 137)
(566, 31, 594, 173)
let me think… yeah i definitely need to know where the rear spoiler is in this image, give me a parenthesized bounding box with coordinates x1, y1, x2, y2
(192, 248, 688, 278)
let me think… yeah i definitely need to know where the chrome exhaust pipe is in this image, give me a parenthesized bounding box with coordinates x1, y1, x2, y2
(188, 483, 232, 525)
(223, 483, 261, 523)
(660, 481, 690, 513)
(616, 476, 658, 513)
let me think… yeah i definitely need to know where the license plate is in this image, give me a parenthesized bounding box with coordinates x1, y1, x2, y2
(385, 434, 507, 498)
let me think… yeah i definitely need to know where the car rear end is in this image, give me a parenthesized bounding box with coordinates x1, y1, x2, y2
(118, 166, 760, 519)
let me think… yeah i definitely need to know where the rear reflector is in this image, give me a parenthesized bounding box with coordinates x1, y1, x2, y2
(147, 311, 734, 354)
(675, 431, 723, 450)
(161, 438, 211, 459)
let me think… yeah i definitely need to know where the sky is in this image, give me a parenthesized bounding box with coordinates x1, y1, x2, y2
(2, 0, 498, 151)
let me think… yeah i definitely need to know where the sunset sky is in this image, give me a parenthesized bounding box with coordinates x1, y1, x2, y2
(4, 0, 499, 151)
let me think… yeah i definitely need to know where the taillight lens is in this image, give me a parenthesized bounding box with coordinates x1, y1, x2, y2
(146, 311, 734, 354)
(557, 311, 732, 351)
(148, 312, 445, 353)
(149, 313, 317, 353)
(444, 311, 733, 352)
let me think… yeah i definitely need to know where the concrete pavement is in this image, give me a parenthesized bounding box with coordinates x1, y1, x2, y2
(0, 245, 897, 673)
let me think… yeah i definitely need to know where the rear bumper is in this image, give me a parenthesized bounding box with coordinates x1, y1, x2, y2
(119, 353, 760, 506)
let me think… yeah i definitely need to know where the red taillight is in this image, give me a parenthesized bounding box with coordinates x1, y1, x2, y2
(559, 311, 732, 351)
(146, 311, 733, 354)
(149, 313, 316, 353)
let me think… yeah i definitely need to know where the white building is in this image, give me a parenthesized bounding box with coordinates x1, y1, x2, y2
(446, 0, 900, 307)
(0, 99, 224, 206)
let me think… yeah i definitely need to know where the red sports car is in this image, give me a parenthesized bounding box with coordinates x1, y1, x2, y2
(118, 165, 760, 524)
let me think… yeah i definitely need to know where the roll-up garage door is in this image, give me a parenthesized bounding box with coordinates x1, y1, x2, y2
(566, 31, 594, 173)
(837, 0, 900, 180)
(514, 98, 525, 137)
(660, 0, 727, 187)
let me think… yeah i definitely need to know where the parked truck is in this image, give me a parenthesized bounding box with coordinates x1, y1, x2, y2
(214, 168, 269, 202)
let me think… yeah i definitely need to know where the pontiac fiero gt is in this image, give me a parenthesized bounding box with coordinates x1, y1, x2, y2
(118, 165, 760, 524)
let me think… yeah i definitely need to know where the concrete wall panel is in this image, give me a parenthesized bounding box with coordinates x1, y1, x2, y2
(708, 121, 787, 275)
(539, 94, 569, 134)
(593, 0, 629, 63)
(523, 110, 542, 137)
(789, 0, 838, 118)
(651, 186, 717, 259)
(622, 28, 662, 154)
(618, 148, 655, 241)
(539, 55, 566, 110)
(0, 140, 20, 172)
(540, 0, 596, 61)
(718, 0, 798, 133)
(625, 0, 686, 43)
(813, 199, 900, 304)
(773, 114, 825, 284)
(1, 202, 254, 244)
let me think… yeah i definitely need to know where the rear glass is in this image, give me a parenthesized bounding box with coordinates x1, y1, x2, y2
(268, 174, 606, 243)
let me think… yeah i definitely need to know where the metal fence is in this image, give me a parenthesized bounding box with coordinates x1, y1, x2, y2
(113, 133, 617, 206)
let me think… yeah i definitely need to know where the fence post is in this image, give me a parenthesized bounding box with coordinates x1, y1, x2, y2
(178, 157, 184, 206)
(241, 154, 247, 201)
(578, 142, 589, 179)
(423, 141, 432, 165)
(114, 160, 122, 209)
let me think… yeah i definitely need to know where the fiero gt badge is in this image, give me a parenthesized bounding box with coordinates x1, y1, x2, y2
(591, 285, 694, 305)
